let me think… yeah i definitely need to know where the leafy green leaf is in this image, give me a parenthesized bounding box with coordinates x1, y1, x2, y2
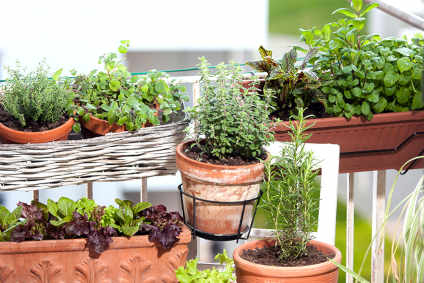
(109, 79, 121, 92)
(360, 3, 379, 17)
(332, 8, 357, 18)
(397, 57, 413, 73)
(351, 0, 362, 12)
(412, 92, 424, 110)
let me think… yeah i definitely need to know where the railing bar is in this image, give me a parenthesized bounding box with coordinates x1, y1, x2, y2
(347, 173, 355, 283)
(371, 170, 386, 283)
(140, 177, 148, 202)
(33, 190, 39, 202)
(86, 182, 93, 200)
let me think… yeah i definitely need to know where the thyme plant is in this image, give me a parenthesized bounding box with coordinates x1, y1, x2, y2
(2, 62, 73, 127)
(186, 57, 274, 161)
(260, 108, 320, 261)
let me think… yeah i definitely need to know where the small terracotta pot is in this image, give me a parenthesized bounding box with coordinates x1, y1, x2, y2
(81, 115, 125, 135)
(0, 118, 74, 144)
(0, 225, 191, 283)
(176, 141, 266, 235)
(233, 239, 342, 283)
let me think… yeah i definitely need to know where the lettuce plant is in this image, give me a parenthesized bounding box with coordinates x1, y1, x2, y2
(1, 198, 184, 258)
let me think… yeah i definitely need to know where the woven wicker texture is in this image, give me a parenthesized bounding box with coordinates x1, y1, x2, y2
(0, 119, 188, 192)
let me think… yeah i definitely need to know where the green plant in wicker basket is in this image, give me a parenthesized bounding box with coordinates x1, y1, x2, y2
(1, 62, 73, 127)
(248, 46, 323, 120)
(260, 108, 320, 261)
(300, 0, 424, 120)
(186, 57, 274, 161)
(72, 41, 187, 131)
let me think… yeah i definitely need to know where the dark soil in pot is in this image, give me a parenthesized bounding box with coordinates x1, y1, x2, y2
(241, 244, 335, 267)
(0, 107, 69, 132)
(183, 142, 267, 166)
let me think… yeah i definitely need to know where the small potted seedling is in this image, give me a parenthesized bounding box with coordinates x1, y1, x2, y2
(0, 62, 74, 143)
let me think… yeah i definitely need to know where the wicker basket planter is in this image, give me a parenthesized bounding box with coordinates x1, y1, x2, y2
(0, 225, 191, 283)
(272, 111, 424, 172)
(0, 119, 188, 191)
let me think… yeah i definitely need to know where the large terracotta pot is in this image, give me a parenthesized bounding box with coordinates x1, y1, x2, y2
(233, 239, 342, 283)
(272, 110, 424, 172)
(81, 115, 125, 135)
(0, 118, 74, 144)
(176, 141, 266, 235)
(0, 225, 191, 283)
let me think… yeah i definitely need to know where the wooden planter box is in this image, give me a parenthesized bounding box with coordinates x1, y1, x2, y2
(272, 111, 424, 173)
(0, 226, 191, 283)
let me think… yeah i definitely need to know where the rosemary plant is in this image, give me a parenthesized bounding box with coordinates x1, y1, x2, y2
(261, 108, 320, 261)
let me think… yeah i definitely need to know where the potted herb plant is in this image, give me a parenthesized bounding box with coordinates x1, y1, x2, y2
(176, 57, 274, 236)
(0, 62, 74, 143)
(72, 40, 187, 135)
(249, 0, 424, 173)
(0, 197, 190, 282)
(233, 109, 342, 282)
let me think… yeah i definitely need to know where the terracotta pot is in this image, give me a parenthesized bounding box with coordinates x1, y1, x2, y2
(0, 118, 74, 144)
(233, 239, 342, 283)
(81, 115, 125, 135)
(176, 141, 266, 235)
(0, 225, 191, 283)
(82, 104, 160, 136)
(272, 110, 424, 172)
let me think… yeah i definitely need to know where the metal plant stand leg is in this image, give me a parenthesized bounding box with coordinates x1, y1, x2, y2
(372, 170, 386, 283)
(346, 173, 355, 283)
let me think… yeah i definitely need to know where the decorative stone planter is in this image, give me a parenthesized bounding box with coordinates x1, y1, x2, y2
(0, 225, 191, 283)
(0, 118, 74, 144)
(272, 111, 424, 172)
(233, 239, 342, 283)
(176, 141, 266, 237)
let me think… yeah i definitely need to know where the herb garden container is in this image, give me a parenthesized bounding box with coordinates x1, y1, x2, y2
(176, 141, 266, 238)
(272, 110, 424, 172)
(233, 239, 341, 283)
(82, 115, 125, 135)
(0, 225, 191, 283)
(0, 118, 74, 144)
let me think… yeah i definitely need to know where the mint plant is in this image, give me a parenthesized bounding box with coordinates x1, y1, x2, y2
(1, 62, 73, 128)
(248, 46, 323, 119)
(72, 41, 187, 132)
(300, 0, 424, 120)
(176, 249, 235, 283)
(260, 108, 320, 261)
(186, 57, 274, 161)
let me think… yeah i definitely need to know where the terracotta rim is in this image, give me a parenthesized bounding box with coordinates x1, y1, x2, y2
(271, 110, 424, 131)
(82, 115, 125, 135)
(176, 140, 268, 185)
(233, 239, 342, 278)
(0, 117, 74, 143)
(0, 224, 191, 255)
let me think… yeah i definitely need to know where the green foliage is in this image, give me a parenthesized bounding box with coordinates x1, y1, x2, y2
(248, 46, 323, 119)
(72, 41, 187, 131)
(300, 0, 424, 120)
(47, 197, 77, 226)
(0, 206, 22, 241)
(1, 62, 73, 127)
(186, 57, 274, 161)
(260, 108, 320, 261)
(102, 199, 151, 236)
(175, 249, 235, 283)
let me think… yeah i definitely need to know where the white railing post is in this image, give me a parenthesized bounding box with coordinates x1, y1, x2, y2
(346, 173, 355, 283)
(372, 170, 386, 283)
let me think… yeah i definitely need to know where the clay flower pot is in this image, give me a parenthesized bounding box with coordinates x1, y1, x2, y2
(272, 110, 424, 172)
(176, 141, 266, 236)
(81, 115, 125, 135)
(233, 239, 342, 283)
(0, 118, 74, 144)
(0, 225, 191, 283)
